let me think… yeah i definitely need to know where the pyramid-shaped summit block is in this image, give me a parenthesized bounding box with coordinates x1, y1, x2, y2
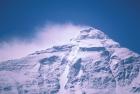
(0, 27, 140, 94)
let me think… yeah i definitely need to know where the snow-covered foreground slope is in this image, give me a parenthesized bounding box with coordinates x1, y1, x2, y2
(0, 28, 140, 94)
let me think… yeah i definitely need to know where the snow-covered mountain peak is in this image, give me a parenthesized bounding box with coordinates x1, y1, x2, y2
(78, 27, 108, 40)
(0, 27, 140, 94)
(69, 28, 120, 52)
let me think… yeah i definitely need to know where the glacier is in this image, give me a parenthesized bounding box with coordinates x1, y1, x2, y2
(0, 27, 140, 94)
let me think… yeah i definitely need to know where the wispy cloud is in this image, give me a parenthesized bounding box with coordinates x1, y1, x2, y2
(0, 23, 85, 62)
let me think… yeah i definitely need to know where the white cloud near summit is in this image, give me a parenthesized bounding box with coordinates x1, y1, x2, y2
(0, 23, 85, 62)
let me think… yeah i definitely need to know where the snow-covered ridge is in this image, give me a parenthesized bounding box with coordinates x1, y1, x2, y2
(0, 27, 140, 94)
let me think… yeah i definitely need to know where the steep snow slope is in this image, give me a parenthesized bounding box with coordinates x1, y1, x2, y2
(0, 27, 140, 94)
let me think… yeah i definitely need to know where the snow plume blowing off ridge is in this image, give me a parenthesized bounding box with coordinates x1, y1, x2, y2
(0, 23, 86, 62)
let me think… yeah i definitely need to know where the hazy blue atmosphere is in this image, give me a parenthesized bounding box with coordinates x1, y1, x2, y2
(0, 0, 140, 53)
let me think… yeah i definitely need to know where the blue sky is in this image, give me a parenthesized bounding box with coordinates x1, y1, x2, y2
(0, 0, 140, 53)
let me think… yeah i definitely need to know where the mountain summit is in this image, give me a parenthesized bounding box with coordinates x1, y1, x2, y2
(0, 28, 140, 94)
